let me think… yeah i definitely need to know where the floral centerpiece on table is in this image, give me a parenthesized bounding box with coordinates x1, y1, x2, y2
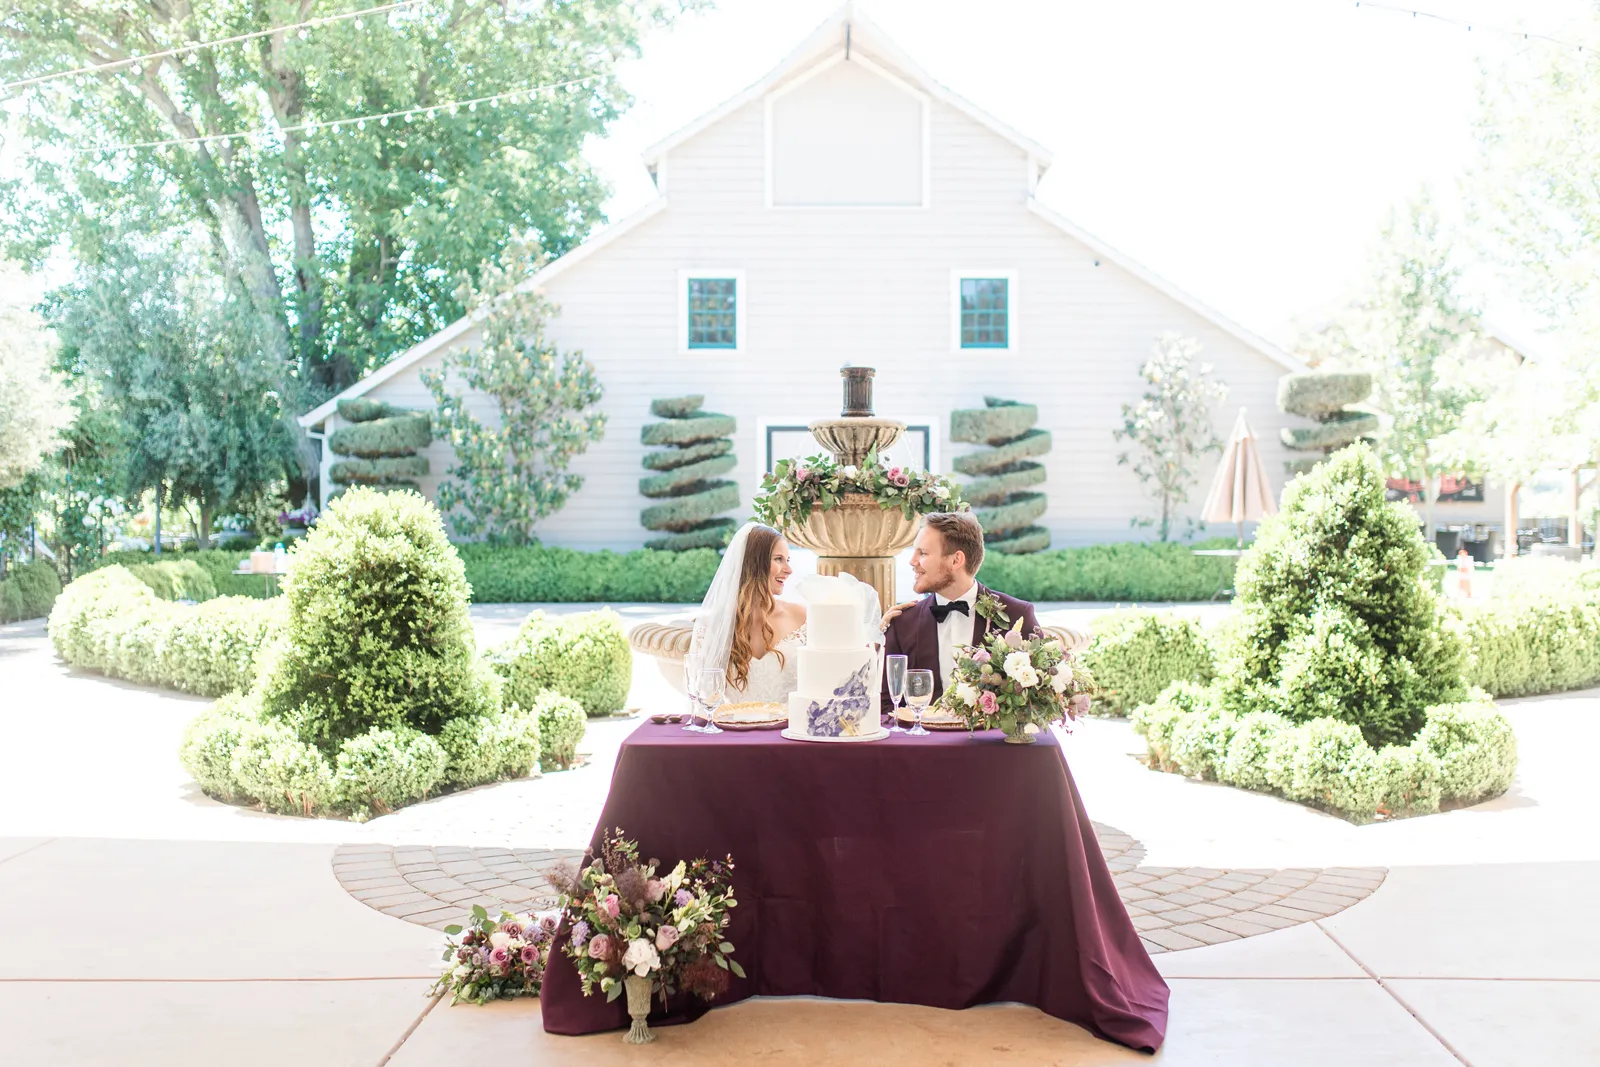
(936, 616, 1096, 744)
(753, 449, 966, 528)
(549, 829, 743, 1044)
(431, 905, 560, 1005)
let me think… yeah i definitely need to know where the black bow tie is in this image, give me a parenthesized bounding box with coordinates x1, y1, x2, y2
(930, 599, 970, 623)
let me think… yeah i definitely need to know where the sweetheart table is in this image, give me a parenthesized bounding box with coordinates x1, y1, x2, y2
(538, 721, 1169, 1053)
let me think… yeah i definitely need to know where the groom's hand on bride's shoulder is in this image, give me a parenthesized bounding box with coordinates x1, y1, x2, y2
(879, 599, 919, 632)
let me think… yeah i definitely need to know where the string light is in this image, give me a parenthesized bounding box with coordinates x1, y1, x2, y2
(1, 0, 428, 94)
(1353, 2, 1593, 55)
(95, 73, 606, 153)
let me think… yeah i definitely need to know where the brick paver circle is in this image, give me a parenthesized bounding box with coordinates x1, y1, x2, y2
(332, 824, 1384, 955)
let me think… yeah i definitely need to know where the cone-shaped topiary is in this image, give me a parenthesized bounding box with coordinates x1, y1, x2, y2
(258, 487, 500, 749)
(1219, 444, 1467, 747)
(1277, 371, 1376, 476)
(327, 397, 431, 492)
(639, 396, 739, 551)
(950, 397, 1050, 554)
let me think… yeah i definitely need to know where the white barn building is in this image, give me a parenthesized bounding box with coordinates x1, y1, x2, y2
(300, 4, 1308, 551)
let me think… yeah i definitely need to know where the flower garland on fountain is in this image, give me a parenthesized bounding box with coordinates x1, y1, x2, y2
(753, 449, 966, 527)
(550, 830, 743, 1044)
(937, 618, 1097, 744)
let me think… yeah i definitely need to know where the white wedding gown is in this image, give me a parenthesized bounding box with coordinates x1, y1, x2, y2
(732, 627, 805, 702)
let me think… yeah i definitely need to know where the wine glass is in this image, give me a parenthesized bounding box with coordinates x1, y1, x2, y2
(904, 669, 935, 737)
(681, 663, 703, 731)
(696, 667, 726, 735)
(885, 654, 908, 733)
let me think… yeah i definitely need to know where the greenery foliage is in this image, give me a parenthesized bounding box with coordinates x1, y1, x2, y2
(754, 451, 966, 531)
(1113, 332, 1227, 541)
(458, 543, 720, 602)
(0, 284, 72, 489)
(327, 414, 433, 460)
(84, 548, 274, 599)
(1277, 371, 1376, 476)
(0, 561, 61, 623)
(951, 397, 1050, 554)
(425, 241, 607, 545)
(527, 690, 588, 770)
(639, 396, 738, 551)
(1456, 593, 1600, 698)
(974, 541, 1237, 602)
(126, 559, 216, 602)
(333, 727, 450, 822)
(1080, 610, 1216, 715)
(257, 488, 498, 748)
(1220, 445, 1466, 747)
(492, 610, 631, 718)
(437, 706, 542, 790)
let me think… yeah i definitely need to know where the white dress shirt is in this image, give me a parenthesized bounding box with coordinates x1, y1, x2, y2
(933, 582, 980, 691)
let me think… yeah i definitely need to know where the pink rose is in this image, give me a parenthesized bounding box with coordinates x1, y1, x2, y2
(489, 946, 511, 971)
(795, 467, 811, 482)
(1069, 693, 1091, 717)
(655, 924, 681, 951)
(979, 691, 998, 716)
(645, 879, 666, 903)
(602, 893, 620, 920)
(971, 649, 991, 664)
(890, 468, 909, 487)
(587, 934, 613, 960)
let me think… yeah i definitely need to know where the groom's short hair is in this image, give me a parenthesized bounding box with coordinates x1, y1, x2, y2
(923, 512, 985, 575)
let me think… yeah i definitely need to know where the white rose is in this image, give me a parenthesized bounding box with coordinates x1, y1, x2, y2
(1017, 666, 1041, 688)
(954, 681, 979, 706)
(1002, 650, 1033, 681)
(842, 464, 859, 479)
(622, 937, 661, 977)
(934, 484, 950, 500)
(1050, 669, 1071, 694)
(489, 931, 512, 951)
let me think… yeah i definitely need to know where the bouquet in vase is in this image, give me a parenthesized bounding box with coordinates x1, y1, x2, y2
(936, 617, 1095, 743)
(550, 829, 744, 1010)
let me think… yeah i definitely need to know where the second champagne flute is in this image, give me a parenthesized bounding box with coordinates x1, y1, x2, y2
(682, 663, 703, 731)
(904, 669, 935, 737)
(885, 654, 908, 733)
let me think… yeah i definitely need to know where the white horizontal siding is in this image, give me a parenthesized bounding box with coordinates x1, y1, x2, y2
(355, 56, 1305, 550)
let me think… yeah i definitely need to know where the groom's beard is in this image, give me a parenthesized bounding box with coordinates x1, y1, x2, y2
(913, 564, 965, 597)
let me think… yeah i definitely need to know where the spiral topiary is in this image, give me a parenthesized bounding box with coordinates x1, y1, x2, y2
(1276, 371, 1378, 476)
(639, 395, 739, 551)
(326, 397, 432, 495)
(950, 397, 1051, 554)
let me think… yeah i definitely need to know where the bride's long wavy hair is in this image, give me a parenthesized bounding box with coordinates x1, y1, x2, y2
(728, 523, 785, 692)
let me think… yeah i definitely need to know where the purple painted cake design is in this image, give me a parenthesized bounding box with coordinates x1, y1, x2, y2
(803, 661, 874, 737)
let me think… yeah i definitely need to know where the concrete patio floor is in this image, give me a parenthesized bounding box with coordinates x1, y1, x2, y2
(2, 607, 1597, 1066)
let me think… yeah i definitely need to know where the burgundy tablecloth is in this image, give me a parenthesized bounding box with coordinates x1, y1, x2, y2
(539, 722, 1169, 1052)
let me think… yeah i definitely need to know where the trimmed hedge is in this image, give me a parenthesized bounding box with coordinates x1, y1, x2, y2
(47, 567, 283, 696)
(84, 549, 273, 599)
(1081, 610, 1216, 715)
(975, 541, 1236, 602)
(337, 397, 402, 423)
(329, 456, 430, 485)
(640, 482, 740, 533)
(127, 559, 216, 601)
(1457, 594, 1600, 698)
(327, 412, 432, 458)
(459, 543, 720, 602)
(962, 464, 1047, 504)
(1133, 681, 1515, 822)
(0, 561, 61, 623)
(641, 438, 732, 471)
(492, 609, 631, 717)
(527, 690, 587, 770)
(639, 454, 738, 498)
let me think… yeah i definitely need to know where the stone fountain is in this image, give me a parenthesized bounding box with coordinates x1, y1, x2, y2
(628, 367, 1086, 689)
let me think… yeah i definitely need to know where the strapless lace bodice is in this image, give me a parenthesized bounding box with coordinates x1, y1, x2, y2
(734, 627, 806, 702)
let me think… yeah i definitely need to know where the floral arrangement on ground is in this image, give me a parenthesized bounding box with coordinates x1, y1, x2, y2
(753, 449, 966, 528)
(432, 906, 560, 1004)
(551, 829, 744, 1005)
(936, 616, 1094, 743)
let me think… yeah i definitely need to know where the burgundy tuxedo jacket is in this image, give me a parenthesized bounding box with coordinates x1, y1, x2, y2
(880, 583, 1042, 705)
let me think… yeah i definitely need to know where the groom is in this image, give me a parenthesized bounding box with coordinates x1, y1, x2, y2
(881, 512, 1041, 706)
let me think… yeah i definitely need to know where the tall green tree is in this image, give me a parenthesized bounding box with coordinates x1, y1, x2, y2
(1114, 332, 1228, 542)
(424, 239, 606, 545)
(1299, 195, 1480, 537)
(2, 0, 687, 412)
(52, 244, 296, 549)
(0, 269, 74, 489)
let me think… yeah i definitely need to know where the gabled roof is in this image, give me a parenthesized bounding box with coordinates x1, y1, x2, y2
(297, 196, 669, 430)
(641, 2, 1054, 176)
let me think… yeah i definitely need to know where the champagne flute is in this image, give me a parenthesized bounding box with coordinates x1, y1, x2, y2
(696, 667, 726, 735)
(904, 669, 935, 737)
(681, 663, 703, 731)
(885, 654, 908, 733)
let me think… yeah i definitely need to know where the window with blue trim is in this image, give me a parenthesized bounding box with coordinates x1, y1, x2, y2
(687, 278, 738, 349)
(960, 277, 1009, 348)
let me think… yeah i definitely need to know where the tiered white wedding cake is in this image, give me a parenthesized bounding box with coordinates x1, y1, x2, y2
(785, 574, 885, 741)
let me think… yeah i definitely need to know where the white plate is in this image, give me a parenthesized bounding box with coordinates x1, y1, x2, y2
(780, 727, 890, 744)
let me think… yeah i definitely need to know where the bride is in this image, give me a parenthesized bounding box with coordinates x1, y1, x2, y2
(688, 522, 806, 701)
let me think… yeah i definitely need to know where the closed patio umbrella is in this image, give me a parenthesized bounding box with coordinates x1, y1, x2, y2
(1202, 409, 1278, 548)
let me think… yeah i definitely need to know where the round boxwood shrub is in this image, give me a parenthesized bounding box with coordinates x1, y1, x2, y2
(1373, 740, 1442, 818)
(1276, 718, 1380, 820)
(493, 609, 631, 717)
(1082, 610, 1215, 715)
(229, 718, 336, 817)
(437, 705, 541, 789)
(1418, 697, 1518, 804)
(1130, 680, 1217, 773)
(0, 560, 61, 622)
(334, 727, 449, 821)
(1221, 444, 1468, 747)
(179, 693, 261, 803)
(258, 487, 499, 747)
(529, 690, 586, 769)
(1222, 711, 1291, 792)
